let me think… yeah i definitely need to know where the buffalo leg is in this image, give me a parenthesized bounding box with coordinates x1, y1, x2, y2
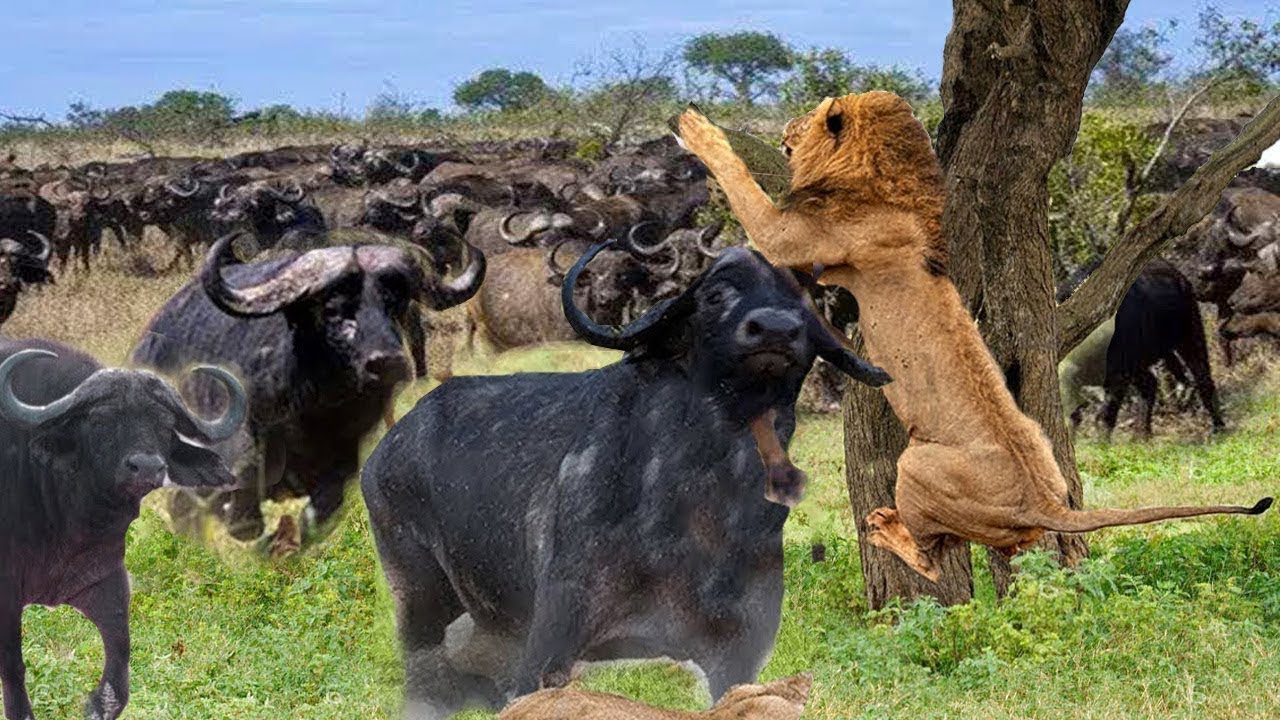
(217, 488, 267, 542)
(298, 457, 357, 546)
(512, 580, 589, 696)
(1, 595, 34, 720)
(1133, 369, 1158, 440)
(1178, 339, 1227, 433)
(1098, 376, 1131, 442)
(368, 528, 497, 717)
(692, 571, 782, 702)
(70, 569, 130, 720)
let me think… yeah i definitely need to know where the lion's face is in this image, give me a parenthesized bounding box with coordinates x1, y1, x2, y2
(780, 92, 945, 250)
(782, 91, 935, 190)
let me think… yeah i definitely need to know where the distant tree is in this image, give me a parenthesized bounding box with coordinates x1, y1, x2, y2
(851, 65, 932, 102)
(453, 69, 549, 112)
(683, 31, 794, 105)
(1193, 4, 1280, 95)
(781, 48, 931, 110)
(780, 48, 857, 107)
(578, 39, 681, 146)
(1089, 25, 1174, 103)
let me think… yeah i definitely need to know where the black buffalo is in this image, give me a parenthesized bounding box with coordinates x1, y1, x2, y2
(0, 339, 245, 720)
(1058, 259, 1225, 438)
(361, 241, 888, 717)
(0, 232, 52, 329)
(131, 231, 485, 547)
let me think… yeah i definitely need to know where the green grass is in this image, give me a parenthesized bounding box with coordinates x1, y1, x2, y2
(7, 262, 1280, 719)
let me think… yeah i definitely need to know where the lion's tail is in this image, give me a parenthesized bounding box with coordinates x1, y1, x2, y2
(1034, 497, 1272, 533)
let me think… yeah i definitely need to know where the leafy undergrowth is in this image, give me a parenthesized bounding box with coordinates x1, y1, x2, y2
(8, 265, 1280, 718)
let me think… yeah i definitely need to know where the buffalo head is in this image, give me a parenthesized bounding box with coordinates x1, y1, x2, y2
(0, 349, 246, 497)
(563, 240, 890, 421)
(200, 231, 484, 392)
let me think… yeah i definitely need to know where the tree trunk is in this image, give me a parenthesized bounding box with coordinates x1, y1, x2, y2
(844, 329, 974, 609)
(932, 1, 1133, 592)
(842, 0, 1128, 604)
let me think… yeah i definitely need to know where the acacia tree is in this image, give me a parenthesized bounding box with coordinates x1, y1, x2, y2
(453, 69, 549, 112)
(683, 31, 794, 105)
(844, 1, 1280, 608)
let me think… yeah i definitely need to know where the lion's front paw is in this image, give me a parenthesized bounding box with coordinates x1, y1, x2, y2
(676, 104, 729, 156)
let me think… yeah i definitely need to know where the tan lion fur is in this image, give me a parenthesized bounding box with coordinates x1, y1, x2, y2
(676, 91, 1271, 581)
(498, 673, 811, 720)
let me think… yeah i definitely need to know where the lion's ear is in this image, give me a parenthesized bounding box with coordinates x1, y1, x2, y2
(823, 99, 844, 137)
(826, 112, 844, 136)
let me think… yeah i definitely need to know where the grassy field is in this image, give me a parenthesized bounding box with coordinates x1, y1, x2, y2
(6, 259, 1280, 719)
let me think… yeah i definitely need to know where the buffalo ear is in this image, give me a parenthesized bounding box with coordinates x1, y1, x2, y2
(168, 437, 237, 488)
(804, 309, 891, 387)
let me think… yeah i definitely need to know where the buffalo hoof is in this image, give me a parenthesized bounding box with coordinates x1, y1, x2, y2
(226, 516, 267, 542)
(764, 461, 808, 508)
(299, 504, 341, 546)
(84, 682, 126, 720)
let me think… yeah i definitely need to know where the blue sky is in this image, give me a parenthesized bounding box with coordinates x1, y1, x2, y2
(3, 1, 1276, 119)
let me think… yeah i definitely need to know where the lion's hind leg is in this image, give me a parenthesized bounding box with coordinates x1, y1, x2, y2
(865, 506, 940, 581)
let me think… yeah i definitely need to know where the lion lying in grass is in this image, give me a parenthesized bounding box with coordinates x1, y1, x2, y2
(675, 91, 1272, 581)
(499, 673, 811, 720)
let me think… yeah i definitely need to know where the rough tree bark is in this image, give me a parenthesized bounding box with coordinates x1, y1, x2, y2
(925, 0, 1137, 595)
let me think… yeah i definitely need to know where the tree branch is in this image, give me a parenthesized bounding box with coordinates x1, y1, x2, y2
(0, 112, 55, 129)
(1056, 92, 1280, 359)
(1136, 78, 1223, 186)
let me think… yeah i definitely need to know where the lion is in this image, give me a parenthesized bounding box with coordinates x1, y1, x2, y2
(498, 673, 811, 720)
(674, 91, 1272, 581)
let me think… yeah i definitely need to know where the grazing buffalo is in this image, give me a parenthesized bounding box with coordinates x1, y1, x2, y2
(210, 179, 326, 249)
(0, 339, 245, 720)
(131, 231, 484, 546)
(1057, 259, 1224, 438)
(0, 232, 52, 329)
(362, 242, 888, 718)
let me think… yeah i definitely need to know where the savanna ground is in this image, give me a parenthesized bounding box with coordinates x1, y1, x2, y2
(6, 241, 1280, 720)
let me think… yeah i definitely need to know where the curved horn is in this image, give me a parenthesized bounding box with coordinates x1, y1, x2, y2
(268, 182, 305, 203)
(418, 237, 487, 311)
(622, 221, 668, 256)
(499, 211, 551, 245)
(393, 152, 421, 175)
(561, 240, 703, 351)
(165, 176, 200, 198)
(427, 192, 480, 219)
(1225, 222, 1260, 248)
(170, 365, 246, 442)
(200, 232, 358, 317)
(0, 350, 82, 427)
(696, 222, 725, 258)
(25, 231, 51, 264)
(546, 239, 575, 278)
(375, 188, 419, 209)
(218, 183, 235, 204)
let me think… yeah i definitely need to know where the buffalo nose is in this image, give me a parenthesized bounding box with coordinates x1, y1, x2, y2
(738, 308, 804, 347)
(124, 453, 168, 484)
(364, 352, 411, 383)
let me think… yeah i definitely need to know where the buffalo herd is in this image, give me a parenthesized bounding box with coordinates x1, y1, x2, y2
(0, 128, 1278, 719)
